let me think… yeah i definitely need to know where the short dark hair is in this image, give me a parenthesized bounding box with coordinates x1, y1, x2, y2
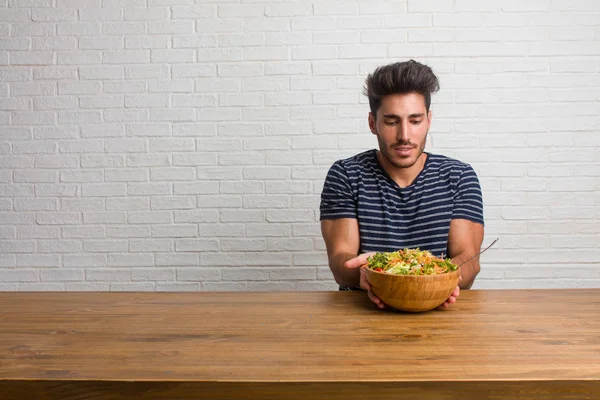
(363, 59, 440, 116)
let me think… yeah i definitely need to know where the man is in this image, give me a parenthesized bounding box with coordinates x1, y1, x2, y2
(320, 60, 484, 309)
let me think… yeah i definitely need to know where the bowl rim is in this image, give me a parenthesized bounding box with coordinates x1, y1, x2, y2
(362, 264, 461, 279)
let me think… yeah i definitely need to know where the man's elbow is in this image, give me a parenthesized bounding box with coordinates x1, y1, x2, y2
(460, 264, 480, 290)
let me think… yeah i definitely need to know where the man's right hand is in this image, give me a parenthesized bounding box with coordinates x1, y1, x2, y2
(344, 252, 385, 309)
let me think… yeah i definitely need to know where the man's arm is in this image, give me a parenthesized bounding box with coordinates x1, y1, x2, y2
(320, 218, 361, 288)
(447, 218, 484, 290)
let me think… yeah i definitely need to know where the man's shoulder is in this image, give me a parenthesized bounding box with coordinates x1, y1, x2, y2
(335, 149, 376, 168)
(426, 152, 475, 174)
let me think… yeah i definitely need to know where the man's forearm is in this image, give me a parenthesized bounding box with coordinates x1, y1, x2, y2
(329, 252, 361, 287)
(452, 253, 480, 289)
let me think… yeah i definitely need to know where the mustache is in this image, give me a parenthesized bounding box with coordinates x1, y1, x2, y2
(392, 141, 416, 148)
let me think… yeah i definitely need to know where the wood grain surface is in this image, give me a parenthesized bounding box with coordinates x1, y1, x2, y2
(1, 289, 599, 399)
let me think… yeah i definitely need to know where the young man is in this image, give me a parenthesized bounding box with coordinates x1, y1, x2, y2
(320, 60, 484, 309)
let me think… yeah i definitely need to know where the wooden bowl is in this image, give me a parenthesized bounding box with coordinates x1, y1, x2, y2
(363, 266, 461, 312)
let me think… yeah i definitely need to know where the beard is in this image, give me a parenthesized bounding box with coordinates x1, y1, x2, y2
(377, 132, 428, 169)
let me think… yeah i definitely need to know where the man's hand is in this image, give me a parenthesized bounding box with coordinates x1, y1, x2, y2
(343, 252, 385, 309)
(437, 276, 462, 310)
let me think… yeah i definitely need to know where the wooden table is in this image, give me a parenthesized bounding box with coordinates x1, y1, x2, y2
(1, 289, 599, 399)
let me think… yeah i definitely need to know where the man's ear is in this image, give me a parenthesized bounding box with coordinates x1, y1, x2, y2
(368, 112, 377, 135)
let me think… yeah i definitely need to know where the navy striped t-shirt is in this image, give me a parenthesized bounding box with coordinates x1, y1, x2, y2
(320, 149, 484, 258)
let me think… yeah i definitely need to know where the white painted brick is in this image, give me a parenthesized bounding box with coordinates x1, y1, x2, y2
(130, 239, 174, 253)
(266, 181, 312, 194)
(197, 195, 241, 208)
(1, 269, 38, 282)
(33, 37, 77, 51)
(219, 152, 265, 166)
(175, 239, 219, 252)
(151, 196, 195, 210)
(292, 45, 338, 60)
(151, 168, 196, 182)
(110, 282, 156, 291)
(173, 35, 217, 49)
(221, 238, 266, 251)
(58, 22, 101, 36)
(62, 226, 105, 239)
(82, 183, 126, 197)
(243, 167, 289, 180)
(81, 155, 125, 168)
(130, 267, 175, 282)
(103, 22, 146, 36)
(222, 267, 269, 281)
(270, 267, 316, 281)
(84, 240, 128, 253)
(123, 7, 168, 21)
(173, 182, 218, 195)
(60, 170, 103, 183)
(37, 239, 82, 253)
(9, 51, 53, 66)
(35, 183, 77, 196)
(127, 182, 171, 196)
(83, 212, 126, 224)
(104, 50, 150, 64)
(174, 210, 219, 223)
(177, 267, 220, 282)
(105, 169, 148, 182)
(201, 282, 247, 291)
(0, 254, 16, 268)
(314, 1, 358, 15)
(128, 211, 171, 224)
(157, 282, 199, 291)
(0, 226, 16, 239)
(243, 77, 290, 93)
(12, 22, 53, 36)
(150, 108, 196, 122)
(106, 225, 150, 238)
(295, 252, 328, 267)
(85, 268, 132, 282)
(79, 8, 121, 21)
(61, 198, 104, 211)
(265, 62, 310, 76)
(57, 50, 103, 65)
(1, 184, 34, 197)
(78, 37, 123, 50)
(65, 254, 107, 268)
(125, 94, 168, 108)
(40, 268, 84, 282)
(156, 253, 199, 267)
(267, 238, 313, 251)
(152, 50, 195, 66)
(291, 17, 335, 31)
(106, 197, 149, 211)
(36, 211, 81, 225)
(242, 46, 288, 61)
(104, 109, 149, 123)
(103, 81, 146, 93)
(217, 63, 263, 77)
(14, 170, 58, 183)
(198, 223, 244, 238)
(152, 224, 197, 238)
(267, 210, 313, 222)
(244, 195, 289, 208)
(172, 123, 216, 137)
(58, 81, 101, 95)
(125, 36, 169, 49)
(126, 154, 170, 168)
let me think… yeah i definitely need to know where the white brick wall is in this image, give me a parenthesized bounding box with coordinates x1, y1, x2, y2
(1, 1, 599, 292)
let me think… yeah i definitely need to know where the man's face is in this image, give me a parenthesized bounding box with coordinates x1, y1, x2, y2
(368, 92, 432, 170)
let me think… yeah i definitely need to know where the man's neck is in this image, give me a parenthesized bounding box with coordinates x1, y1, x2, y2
(376, 151, 428, 189)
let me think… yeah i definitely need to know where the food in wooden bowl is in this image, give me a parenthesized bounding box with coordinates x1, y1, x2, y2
(362, 249, 460, 312)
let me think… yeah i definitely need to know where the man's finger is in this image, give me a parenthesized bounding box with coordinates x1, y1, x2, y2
(344, 252, 375, 269)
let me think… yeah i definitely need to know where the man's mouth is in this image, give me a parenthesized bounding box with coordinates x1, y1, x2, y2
(394, 146, 414, 156)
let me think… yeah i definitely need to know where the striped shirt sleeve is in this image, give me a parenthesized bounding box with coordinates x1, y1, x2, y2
(319, 161, 357, 220)
(452, 165, 484, 225)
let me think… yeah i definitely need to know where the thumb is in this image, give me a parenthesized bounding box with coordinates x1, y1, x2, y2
(344, 252, 374, 269)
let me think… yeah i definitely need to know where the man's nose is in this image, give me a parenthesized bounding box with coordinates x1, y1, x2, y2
(396, 123, 409, 142)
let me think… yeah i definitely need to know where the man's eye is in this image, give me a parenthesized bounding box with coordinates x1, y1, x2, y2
(385, 121, 397, 126)
(411, 120, 422, 125)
